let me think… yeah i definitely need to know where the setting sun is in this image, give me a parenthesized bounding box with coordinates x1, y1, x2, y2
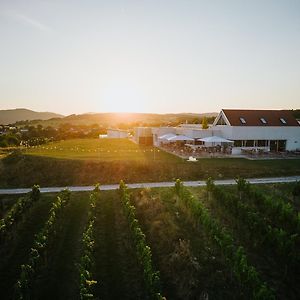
(100, 82, 148, 113)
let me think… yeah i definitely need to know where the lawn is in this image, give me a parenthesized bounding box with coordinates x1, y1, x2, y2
(1, 138, 300, 188)
(23, 138, 179, 162)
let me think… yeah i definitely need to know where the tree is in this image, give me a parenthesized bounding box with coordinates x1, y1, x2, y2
(202, 117, 208, 129)
(235, 177, 250, 201)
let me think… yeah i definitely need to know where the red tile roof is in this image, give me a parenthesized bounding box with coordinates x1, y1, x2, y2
(222, 109, 299, 126)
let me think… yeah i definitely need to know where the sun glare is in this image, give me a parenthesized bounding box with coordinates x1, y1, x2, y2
(101, 84, 147, 113)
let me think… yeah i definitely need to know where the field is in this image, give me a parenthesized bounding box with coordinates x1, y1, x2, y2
(0, 182, 299, 299)
(22, 139, 179, 162)
(1, 139, 300, 188)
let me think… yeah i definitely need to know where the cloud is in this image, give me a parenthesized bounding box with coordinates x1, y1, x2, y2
(2, 10, 53, 33)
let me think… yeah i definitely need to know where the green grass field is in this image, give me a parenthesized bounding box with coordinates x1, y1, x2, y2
(23, 138, 179, 162)
(1, 138, 300, 188)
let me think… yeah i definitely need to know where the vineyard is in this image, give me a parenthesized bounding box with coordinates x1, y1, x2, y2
(0, 181, 299, 299)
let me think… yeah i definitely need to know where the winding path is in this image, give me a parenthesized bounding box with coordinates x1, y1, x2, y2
(0, 176, 299, 195)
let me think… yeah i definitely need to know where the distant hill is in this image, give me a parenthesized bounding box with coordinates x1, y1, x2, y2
(0, 109, 64, 124)
(14, 112, 218, 128)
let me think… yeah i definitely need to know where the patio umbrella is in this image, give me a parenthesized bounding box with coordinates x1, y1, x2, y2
(167, 135, 194, 141)
(198, 136, 234, 143)
(158, 133, 177, 140)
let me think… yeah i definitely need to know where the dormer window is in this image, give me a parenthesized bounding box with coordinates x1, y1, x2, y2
(280, 118, 287, 124)
(240, 117, 246, 124)
(260, 118, 267, 124)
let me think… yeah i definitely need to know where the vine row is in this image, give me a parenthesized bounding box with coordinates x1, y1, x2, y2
(175, 179, 274, 299)
(211, 183, 299, 266)
(78, 185, 99, 299)
(14, 189, 71, 299)
(0, 185, 40, 244)
(247, 186, 300, 234)
(119, 180, 164, 300)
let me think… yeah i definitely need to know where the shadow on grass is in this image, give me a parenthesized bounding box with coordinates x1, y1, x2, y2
(0, 152, 300, 188)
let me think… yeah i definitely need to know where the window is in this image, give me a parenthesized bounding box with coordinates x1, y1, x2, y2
(245, 140, 255, 147)
(280, 118, 287, 124)
(240, 117, 246, 124)
(260, 118, 267, 124)
(257, 140, 267, 147)
(216, 115, 227, 125)
(234, 140, 242, 147)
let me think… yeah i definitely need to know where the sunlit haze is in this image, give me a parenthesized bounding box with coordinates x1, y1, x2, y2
(0, 0, 300, 115)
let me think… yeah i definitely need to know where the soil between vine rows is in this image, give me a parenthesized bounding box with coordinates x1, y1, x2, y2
(93, 190, 147, 300)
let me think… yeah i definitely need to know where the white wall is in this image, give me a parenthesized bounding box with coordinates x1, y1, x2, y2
(176, 127, 221, 139)
(135, 123, 300, 151)
(214, 125, 300, 151)
(107, 130, 129, 139)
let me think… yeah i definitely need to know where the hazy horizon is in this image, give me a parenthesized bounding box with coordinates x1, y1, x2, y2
(0, 107, 221, 116)
(1, 0, 300, 115)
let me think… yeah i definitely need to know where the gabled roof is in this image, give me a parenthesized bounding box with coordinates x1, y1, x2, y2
(221, 109, 299, 126)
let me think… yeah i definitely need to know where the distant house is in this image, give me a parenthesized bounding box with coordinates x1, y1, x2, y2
(106, 128, 129, 139)
(20, 129, 29, 133)
(135, 109, 300, 153)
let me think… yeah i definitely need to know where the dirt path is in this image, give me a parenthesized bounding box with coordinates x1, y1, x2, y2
(1, 175, 300, 195)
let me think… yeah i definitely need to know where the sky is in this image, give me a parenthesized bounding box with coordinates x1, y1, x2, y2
(0, 0, 300, 115)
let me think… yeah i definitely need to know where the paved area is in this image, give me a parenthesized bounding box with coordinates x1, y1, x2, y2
(0, 176, 299, 195)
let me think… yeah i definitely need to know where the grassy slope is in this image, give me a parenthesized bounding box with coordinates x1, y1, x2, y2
(1, 138, 300, 188)
(1, 151, 300, 188)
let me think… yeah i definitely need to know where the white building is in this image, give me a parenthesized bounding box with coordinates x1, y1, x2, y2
(214, 109, 300, 154)
(106, 129, 129, 139)
(133, 127, 153, 145)
(134, 109, 300, 154)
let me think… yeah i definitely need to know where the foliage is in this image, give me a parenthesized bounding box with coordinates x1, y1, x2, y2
(175, 178, 183, 197)
(0, 133, 20, 147)
(235, 177, 250, 197)
(248, 186, 300, 235)
(201, 116, 208, 129)
(175, 181, 274, 299)
(14, 189, 71, 299)
(0, 185, 40, 243)
(212, 186, 300, 266)
(205, 177, 215, 192)
(292, 181, 300, 199)
(78, 185, 99, 299)
(119, 180, 164, 300)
